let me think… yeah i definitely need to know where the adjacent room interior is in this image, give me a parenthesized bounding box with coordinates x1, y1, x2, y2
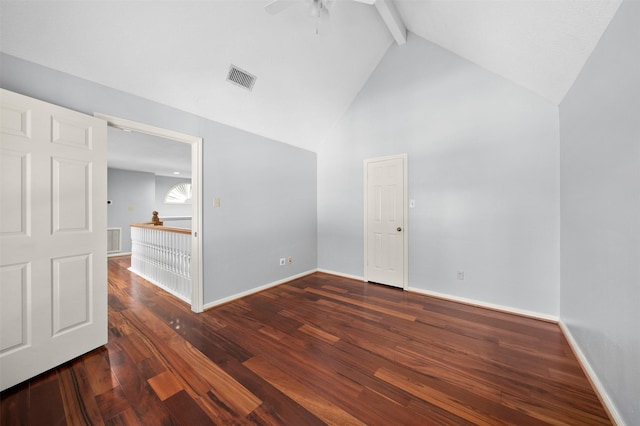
(0, 1, 638, 424)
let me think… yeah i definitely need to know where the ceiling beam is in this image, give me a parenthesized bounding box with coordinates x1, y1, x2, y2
(374, 0, 407, 45)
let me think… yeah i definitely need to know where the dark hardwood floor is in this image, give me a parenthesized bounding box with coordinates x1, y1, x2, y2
(1, 256, 611, 425)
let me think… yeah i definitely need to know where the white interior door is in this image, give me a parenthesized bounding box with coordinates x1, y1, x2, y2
(364, 155, 407, 288)
(0, 89, 108, 391)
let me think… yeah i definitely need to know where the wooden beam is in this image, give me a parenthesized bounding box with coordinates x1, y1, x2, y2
(374, 0, 407, 45)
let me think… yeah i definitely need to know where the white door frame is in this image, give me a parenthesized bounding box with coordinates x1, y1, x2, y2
(363, 153, 409, 289)
(94, 113, 204, 313)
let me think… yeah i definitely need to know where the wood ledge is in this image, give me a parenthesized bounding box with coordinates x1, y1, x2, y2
(130, 223, 192, 235)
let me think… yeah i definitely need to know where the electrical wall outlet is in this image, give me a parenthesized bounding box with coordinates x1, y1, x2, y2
(288, 256, 293, 264)
(279, 258, 286, 266)
(457, 271, 465, 280)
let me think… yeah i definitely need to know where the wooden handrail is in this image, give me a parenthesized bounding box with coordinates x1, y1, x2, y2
(130, 223, 192, 235)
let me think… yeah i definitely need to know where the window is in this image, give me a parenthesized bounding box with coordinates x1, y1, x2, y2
(164, 183, 192, 204)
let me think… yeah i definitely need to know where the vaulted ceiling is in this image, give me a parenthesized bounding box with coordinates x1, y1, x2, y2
(0, 0, 622, 153)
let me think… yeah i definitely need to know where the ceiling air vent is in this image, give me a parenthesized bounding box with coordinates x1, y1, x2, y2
(226, 65, 256, 91)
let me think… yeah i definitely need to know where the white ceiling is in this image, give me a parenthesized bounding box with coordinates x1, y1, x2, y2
(107, 127, 192, 178)
(396, 0, 622, 104)
(0, 0, 622, 158)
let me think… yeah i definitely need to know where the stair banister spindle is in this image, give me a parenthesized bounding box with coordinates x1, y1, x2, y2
(129, 222, 192, 304)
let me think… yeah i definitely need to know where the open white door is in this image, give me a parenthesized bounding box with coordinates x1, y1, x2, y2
(364, 155, 407, 289)
(0, 89, 107, 390)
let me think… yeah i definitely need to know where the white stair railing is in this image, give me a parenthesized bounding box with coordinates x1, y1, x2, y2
(130, 224, 191, 303)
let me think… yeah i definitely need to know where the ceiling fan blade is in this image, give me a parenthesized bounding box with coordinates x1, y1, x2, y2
(265, 0, 294, 15)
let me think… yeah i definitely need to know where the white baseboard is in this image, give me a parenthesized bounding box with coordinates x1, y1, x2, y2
(108, 251, 131, 258)
(314, 272, 557, 322)
(559, 321, 624, 426)
(406, 286, 559, 323)
(203, 269, 317, 311)
(316, 269, 364, 282)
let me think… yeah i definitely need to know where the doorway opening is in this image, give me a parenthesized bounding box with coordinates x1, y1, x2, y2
(96, 113, 204, 313)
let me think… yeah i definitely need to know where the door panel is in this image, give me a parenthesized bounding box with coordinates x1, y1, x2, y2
(0, 262, 29, 353)
(0, 150, 30, 236)
(0, 103, 31, 138)
(51, 115, 94, 150)
(365, 156, 406, 288)
(0, 89, 107, 391)
(52, 254, 91, 335)
(52, 157, 92, 232)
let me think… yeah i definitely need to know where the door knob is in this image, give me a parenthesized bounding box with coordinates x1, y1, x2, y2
(397, 227, 402, 232)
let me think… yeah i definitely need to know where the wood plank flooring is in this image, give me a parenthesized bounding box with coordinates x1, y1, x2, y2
(1, 256, 611, 425)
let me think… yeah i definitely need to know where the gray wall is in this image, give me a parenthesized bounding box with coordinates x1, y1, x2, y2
(559, 2, 640, 423)
(204, 128, 317, 301)
(107, 168, 156, 253)
(107, 170, 192, 254)
(319, 33, 560, 316)
(1, 53, 318, 304)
